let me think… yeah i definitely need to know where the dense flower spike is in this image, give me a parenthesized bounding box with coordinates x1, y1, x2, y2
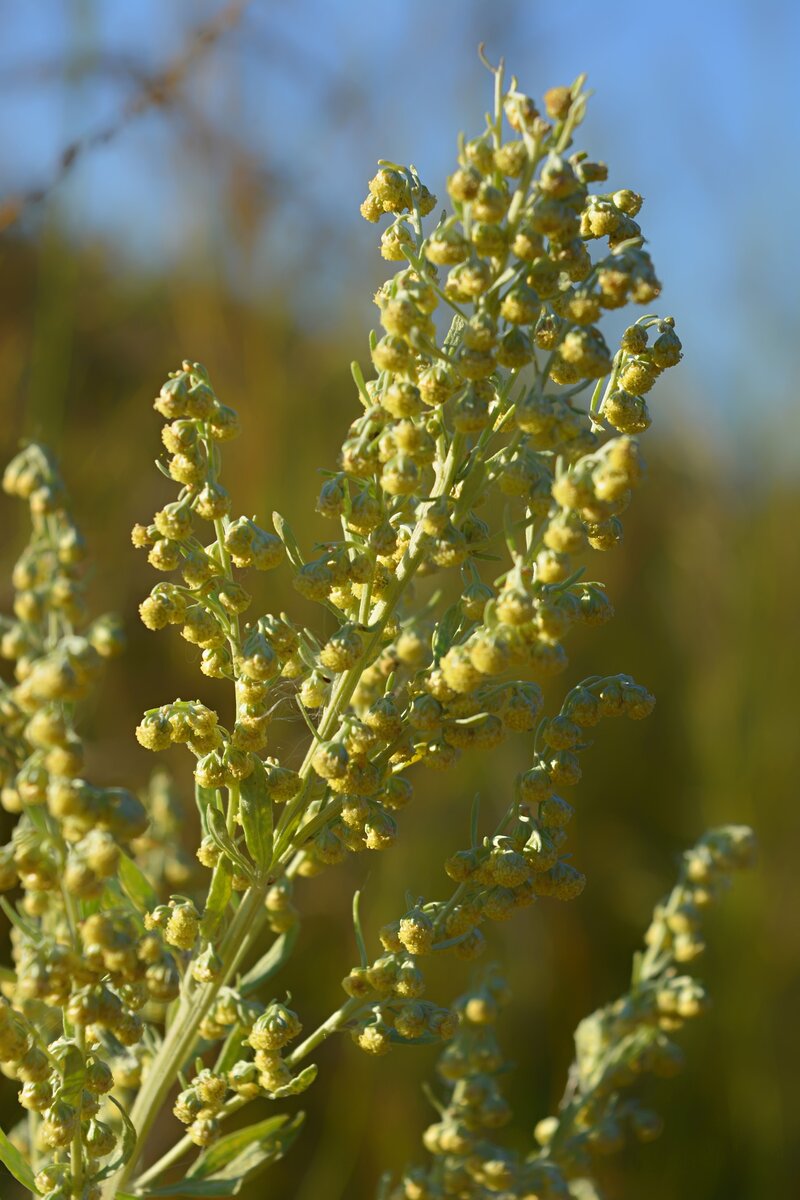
(386, 827, 755, 1200)
(0, 59, 749, 1200)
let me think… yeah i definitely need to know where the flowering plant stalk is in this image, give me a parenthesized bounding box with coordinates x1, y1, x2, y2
(0, 57, 753, 1200)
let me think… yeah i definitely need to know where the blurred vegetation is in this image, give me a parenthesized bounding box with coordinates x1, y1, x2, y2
(0, 225, 795, 1199)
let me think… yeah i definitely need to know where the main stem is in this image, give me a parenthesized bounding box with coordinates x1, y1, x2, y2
(107, 433, 467, 1197)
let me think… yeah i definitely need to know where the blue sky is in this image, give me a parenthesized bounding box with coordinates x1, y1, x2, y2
(1, 0, 799, 464)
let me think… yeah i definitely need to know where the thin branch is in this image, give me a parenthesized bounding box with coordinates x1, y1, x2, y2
(0, 0, 252, 233)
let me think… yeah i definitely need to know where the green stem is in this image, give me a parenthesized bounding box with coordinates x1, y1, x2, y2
(286, 997, 363, 1068)
(70, 1025, 86, 1195)
(133, 1095, 250, 1189)
(105, 886, 264, 1197)
(109, 431, 472, 1196)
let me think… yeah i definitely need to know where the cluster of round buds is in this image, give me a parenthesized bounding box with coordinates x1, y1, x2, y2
(1, 443, 95, 635)
(0, 450, 123, 806)
(247, 998, 302, 1053)
(349, 996, 456, 1058)
(173, 981, 313, 1117)
(8, 903, 174, 1049)
(517, 673, 656, 808)
(360, 164, 437, 228)
(173, 1067, 231, 1147)
(547, 434, 647, 555)
(342, 950, 425, 1006)
(296, 716, 402, 870)
(340, 910, 461, 1057)
(409, 675, 653, 954)
(0, 443, 163, 1199)
(134, 363, 286, 694)
(0, 1007, 118, 1194)
(334, 571, 617, 842)
(531, 825, 755, 1176)
(135, 699, 301, 828)
(385, 969, 564, 1200)
(355, 70, 679, 590)
(435, 571, 613, 698)
(0, 776, 148, 906)
(389, 822, 754, 1200)
(644, 824, 757, 964)
(599, 318, 682, 435)
(188, 992, 317, 1106)
(215, 1003, 309, 1098)
(145, 898, 200, 950)
(306, 83, 681, 914)
(135, 699, 221, 754)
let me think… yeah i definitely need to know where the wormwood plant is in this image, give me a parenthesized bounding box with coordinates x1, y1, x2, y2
(0, 60, 754, 1200)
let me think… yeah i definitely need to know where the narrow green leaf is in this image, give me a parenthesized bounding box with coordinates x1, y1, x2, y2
(272, 512, 304, 568)
(352, 890, 368, 968)
(455, 455, 487, 511)
(432, 603, 461, 660)
(270, 1063, 318, 1098)
(119, 851, 158, 914)
(200, 855, 233, 941)
(188, 1113, 304, 1183)
(94, 1094, 138, 1181)
(132, 1181, 240, 1198)
(240, 925, 299, 996)
(0, 896, 42, 943)
(205, 807, 255, 884)
(187, 1114, 291, 1180)
(350, 360, 370, 407)
(56, 1042, 85, 1105)
(502, 502, 518, 557)
(195, 783, 220, 825)
(442, 312, 466, 350)
(214, 1023, 248, 1076)
(421, 1080, 446, 1116)
(239, 759, 273, 875)
(0, 1126, 38, 1192)
(216, 1124, 303, 1185)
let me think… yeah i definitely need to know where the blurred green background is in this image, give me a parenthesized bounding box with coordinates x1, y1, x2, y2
(0, 1, 797, 1197)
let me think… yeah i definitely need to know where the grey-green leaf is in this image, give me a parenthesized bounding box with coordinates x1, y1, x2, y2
(200, 856, 233, 941)
(239, 925, 299, 996)
(206, 806, 255, 883)
(195, 783, 220, 823)
(0, 897, 42, 944)
(214, 1024, 249, 1077)
(0, 1126, 38, 1192)
(119, 851, 158, 913)
(270, 1063, 318, 1098)
(131, 1181, 240, 1197)
(94, 1095, 138, 1181)
(239, 760, 273, 874)
(187, 1112, 304, 1183)
(57, 1042, 85, 1105)
(432, 603, 461, 660)
(272, 512, 304, 568)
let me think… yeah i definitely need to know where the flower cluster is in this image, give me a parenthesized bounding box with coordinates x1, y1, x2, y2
(0, 445, 140, 1198)
(384, 826, 756, 1200)
(0, 60, 750, 1200)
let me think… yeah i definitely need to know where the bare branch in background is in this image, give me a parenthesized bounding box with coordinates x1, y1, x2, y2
(0, 0, 252, 233)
